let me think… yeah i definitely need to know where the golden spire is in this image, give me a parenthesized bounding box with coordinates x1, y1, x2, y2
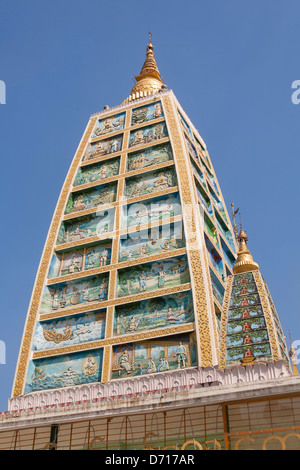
(233, 226, 259, 274)
(125, 33, 165, 102)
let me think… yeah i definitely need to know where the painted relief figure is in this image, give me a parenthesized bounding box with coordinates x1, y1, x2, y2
(126, 142, 173, 172)
(190, 158, 207, 189)
(84, 243, 111, 270)
(202, 162, 220, 196)
(60, 250, 84, 276)
(113, 291, 194, 336)
(119, 221, 184, 262)
(40, 275, 109, 314)
(74, 157, 120, 187)
(185, 135, 197, 159)
(128, 122, 168, 149)
(57, 208, 115, 245)
(48, 242, 112, 279)
(65, 181, 117, 214)
(48, 253, 62, 279)
(232, 282, 258, 297)
(195, 180, 213, 216)
(228, 305, 263, 321)
(24, 349, 103, 393)
(131, 101, 163, 125)
(208, 185, 228, 222)
(203, 213, 220, 249)
(205, 238, 225, 281)
(178, 111, 193, 140)
(121, 192, 181, 230)
(116, 255, 190, 298)
(210, 268, 225, 306)
(112, 333, 196, 379)
(92, 112, 125, 137)
(124, 167, 177, 199)
(226, 342, 272, 365)
(32, 310, 106, 351)
(233, 272, 254, 285)
(83, 134, 123, 161)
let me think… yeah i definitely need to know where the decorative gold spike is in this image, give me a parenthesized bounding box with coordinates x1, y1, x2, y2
(126, 36, 164, 102)
(233, 226, 259, 274)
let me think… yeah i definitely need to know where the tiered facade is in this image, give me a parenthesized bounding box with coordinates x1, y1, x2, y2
(14, 91, 236, 397)
(2, 40, 299, 451)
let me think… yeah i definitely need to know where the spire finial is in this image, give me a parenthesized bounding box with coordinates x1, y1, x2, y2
(233, 221, 259, 274)
(125, 34, 165, 102)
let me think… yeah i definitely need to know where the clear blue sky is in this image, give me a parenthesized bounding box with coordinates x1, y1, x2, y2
(0, 0, 299, 412)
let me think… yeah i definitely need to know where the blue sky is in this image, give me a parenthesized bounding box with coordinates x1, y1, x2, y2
(0, 0, 299, 411)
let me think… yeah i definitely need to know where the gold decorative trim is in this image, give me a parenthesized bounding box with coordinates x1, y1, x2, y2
(253, 270, 280, 361)
(12, 116, 98, 397)
(101, 345, 112, 383)
(105, 306, 115, 340)
(219, 275, 234, 368)
(108, 269, 117, 300)
(32, 322, 195, 359)
(162, 94, 214, 367)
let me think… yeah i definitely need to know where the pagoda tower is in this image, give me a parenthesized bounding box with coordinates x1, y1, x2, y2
(11, 38, 292, 403)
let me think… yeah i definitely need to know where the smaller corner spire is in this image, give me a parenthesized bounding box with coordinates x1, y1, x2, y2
(233, 224, 259, 274)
